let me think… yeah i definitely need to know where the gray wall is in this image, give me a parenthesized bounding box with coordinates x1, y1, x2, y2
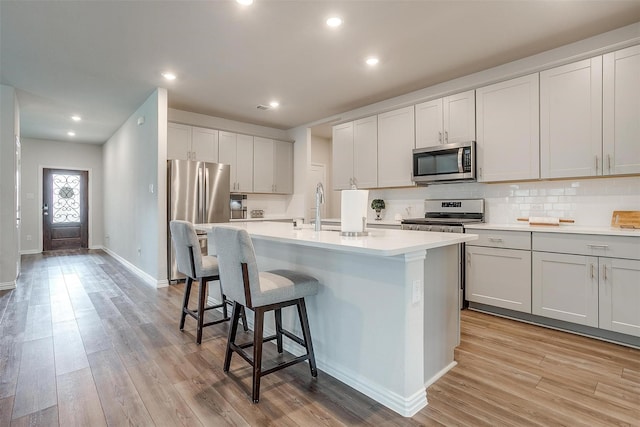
(19, 138, 104, 253)
(102, 88, 168, 286)
(0, 85, 20, 289)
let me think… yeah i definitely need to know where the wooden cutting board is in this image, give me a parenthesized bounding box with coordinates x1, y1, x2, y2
(611, 211, 640, 229)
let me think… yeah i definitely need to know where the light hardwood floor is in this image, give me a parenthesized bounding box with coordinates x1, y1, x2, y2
(0, 250, 638, 426)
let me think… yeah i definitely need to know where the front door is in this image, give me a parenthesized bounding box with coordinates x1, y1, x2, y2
(43, 168, 88, 251)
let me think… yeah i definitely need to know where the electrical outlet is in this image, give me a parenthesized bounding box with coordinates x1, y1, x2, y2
(412, 279, 422, 304)
(137, 247, 141, 256)
(26, 234, 32, 241)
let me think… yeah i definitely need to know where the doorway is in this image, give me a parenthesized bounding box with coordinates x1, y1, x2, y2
(43, 168, 89, 251)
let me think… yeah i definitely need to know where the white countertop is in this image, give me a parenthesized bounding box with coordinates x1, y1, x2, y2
(230, 216, 292, 222)
(465, 223, 640, 237)
(196, 221, 476, 257)
(322, 218, 402, 227)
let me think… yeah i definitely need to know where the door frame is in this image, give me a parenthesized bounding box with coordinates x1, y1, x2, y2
(38, 165, 94, 253)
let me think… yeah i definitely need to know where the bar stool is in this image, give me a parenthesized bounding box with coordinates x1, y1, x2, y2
(211, 225, 318, 403)
(169, 220, 246, 344)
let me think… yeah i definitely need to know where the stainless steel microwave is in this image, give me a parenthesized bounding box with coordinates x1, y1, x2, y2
(412, 141, 476, 184)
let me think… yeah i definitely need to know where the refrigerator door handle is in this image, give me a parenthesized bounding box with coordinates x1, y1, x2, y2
(203, 165, 209, 224)
(197, 164, 203, 224)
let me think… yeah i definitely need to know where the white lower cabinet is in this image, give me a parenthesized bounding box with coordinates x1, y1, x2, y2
(599, 257, 640, 337)
(465, 229, 532, 313)
(532, 252, 599, 327)
(532, 232, 640, 335)
(466, 245, 531, 313)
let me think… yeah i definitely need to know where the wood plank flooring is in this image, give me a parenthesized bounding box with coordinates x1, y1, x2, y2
(0, 249, 638, 426)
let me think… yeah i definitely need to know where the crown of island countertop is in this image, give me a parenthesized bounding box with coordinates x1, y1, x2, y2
(196, 221, 476, 256)
(464, 223, 640, 237)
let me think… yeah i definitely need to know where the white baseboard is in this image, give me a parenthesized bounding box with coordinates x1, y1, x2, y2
(0, 281, 17, 291)
(102, 247, 166, 289)
(20, 249, 41, 255)
(425, 361, 457, 389)
(206, 296, 428, 417)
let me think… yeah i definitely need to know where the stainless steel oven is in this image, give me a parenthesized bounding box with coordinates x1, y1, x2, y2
(402, 199, 484, 309)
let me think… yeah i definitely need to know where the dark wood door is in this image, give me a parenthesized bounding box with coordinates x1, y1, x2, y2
(43, 169, 88, 251)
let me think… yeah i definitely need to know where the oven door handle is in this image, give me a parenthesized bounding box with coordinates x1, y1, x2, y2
(457, 148, 464, 173)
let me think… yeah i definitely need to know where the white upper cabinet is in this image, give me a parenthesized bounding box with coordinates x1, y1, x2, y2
(353, 116, 378, 189)
(540, 57, 603, 178)
(415, 90, 475, 148)
(603, 44, 640, 176)
(167, 123, 191, 161)
(274, 140, 293, 194)
(167, 123, 218, 162)
(331, 116, 377, 190)
(332, 122, 355, 190)
(253, 138, 293, 194)
(235, 134, 254, 193)
(443, 90, 476, 144)
(219, 131, 253, 193)
(475, 73, 540, 182)
(415, 99, 443, 147)
(191, 126, 218, 162)
(378, 106, 415, 188)
(253, 137, 275, 193)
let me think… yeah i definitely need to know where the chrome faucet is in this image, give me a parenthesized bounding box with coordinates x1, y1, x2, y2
(314, 182, 325, 231)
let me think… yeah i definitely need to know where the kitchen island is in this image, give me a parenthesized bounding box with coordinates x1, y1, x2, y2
(196, 221, 477, 417)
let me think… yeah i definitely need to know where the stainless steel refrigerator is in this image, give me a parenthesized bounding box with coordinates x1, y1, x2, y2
(167, 160, 231, 281)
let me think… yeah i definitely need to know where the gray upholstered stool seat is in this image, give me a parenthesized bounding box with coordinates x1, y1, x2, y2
(211, 225, 319, 403)
(253, 270, 318, 307)
(169, 220, 246, 344)
(199, 256, 220, 277)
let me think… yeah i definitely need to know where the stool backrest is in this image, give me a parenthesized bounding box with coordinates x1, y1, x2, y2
(169, 220, 203, 278)
(211, 225, 260, 307)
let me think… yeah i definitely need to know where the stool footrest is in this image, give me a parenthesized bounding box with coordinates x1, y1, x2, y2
(202, 317, 230, 327)
(262, 355, 310, 376)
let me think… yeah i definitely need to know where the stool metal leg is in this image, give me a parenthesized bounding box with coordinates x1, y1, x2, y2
(224, 302, 242, 372)
(196, 278, 207, 344)
(240, 306, 249, 332)
(252, 307, 265, 403)
(180, 277, 193, 330)
(297, 298, 318, 377)
(275, 308, 283, 353)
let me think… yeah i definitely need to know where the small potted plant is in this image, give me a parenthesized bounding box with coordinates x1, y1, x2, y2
(371, 199, 386, 220)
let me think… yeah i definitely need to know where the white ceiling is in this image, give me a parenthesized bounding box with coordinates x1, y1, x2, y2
(1, 1, 640, 144)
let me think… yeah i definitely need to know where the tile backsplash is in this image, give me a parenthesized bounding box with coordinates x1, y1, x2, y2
(368, 176, 640, 226)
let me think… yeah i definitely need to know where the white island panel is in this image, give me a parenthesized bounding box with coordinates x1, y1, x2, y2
(197, 221, 475, 416)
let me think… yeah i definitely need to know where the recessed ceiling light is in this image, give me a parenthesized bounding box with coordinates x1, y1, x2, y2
(236, 0, 253, 5)
(366, 57, 379, 66)
(67, 131, 76, 137)
(71, 115, 81, 121)
(326, 17, 343, 27)
(269, 101, 280, 108)
(161, 72, 176, 81)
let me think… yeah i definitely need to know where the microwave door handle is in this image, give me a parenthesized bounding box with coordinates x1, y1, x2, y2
(457, 148, 463, 173)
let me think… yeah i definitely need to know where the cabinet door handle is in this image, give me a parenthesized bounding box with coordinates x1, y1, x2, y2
(488, 237, 503, 242)
(590, 263, 595, 279)
(587, 244, 609, 249)
(438, 131, 442, 143)
(594, 155, 599, 173)
(607, 154, 611, 174)
(444, 131, 449, 143)
(478, 167, 482, 178)
(603, 264, 608, 281)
